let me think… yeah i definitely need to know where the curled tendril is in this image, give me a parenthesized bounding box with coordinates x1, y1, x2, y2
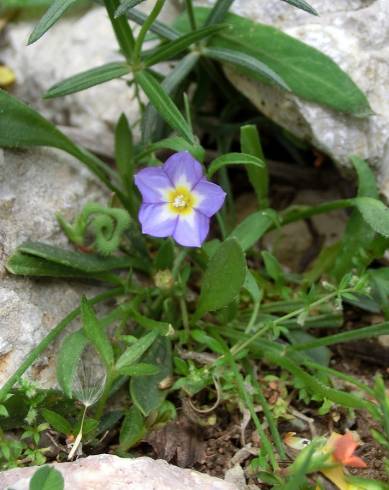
(57, 202, 130, 256)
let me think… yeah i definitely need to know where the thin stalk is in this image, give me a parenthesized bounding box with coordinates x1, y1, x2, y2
(179, 296, 190, 337)
(280, 199, 353, 227)
(246, 361, 286, 459)
(68, 404, 88, 460)
(185, 0, 197, 30)
(244, 301, 260, 334)
(0, 288, 124, 401)
(232, 290, 344, 358)
(133, 0, 166, 64)
(214, 331, 277, 471)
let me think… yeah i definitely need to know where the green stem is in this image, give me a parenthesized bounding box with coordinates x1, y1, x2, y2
(103, 0, 135, 62)
(185, 0, 197, 30)
(231, 290, 343, 358)
(214, 331, 277, 471)
(280, 199, 353, 227)
(0, 288, 124, 401)
(246, 361, 286, 459)
(133, 0, 166, 64)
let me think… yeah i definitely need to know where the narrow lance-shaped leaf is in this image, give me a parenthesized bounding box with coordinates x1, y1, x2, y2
(0, 89, 124, 199)
(130, 337, 172, 416)
(57, 330, 89, 398)
(28, 0, 79, 45)
(115, 0, 146, 18)
(204, 47, 290, 91)
(229, 209, 279, 251)
(204, 0, 235, 26)
(115, 113, 134, 189)
(144, 24, 226, 67)
(175, 9, 372, 116)
(280, 0, 318, 15)
(142, 52, 199, 143)
(207, 152, 264, 178)
(135, 70, 195, 144)
(195, 238, 247, 319)
(126, 8, 180, 41)
(115, 330, 159, 370)
(119, 405, 145, 450)
(81, 297, 114, 369)
(44, 62, 130, 99)
(240, 124, 269, 209)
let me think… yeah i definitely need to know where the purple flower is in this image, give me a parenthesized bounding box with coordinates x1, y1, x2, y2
(134, 151, 226, 247)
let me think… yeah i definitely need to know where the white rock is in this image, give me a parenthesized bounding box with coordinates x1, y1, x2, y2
(197, 0, 389, 199)
(0, 455, 239, 490)
(0, 148, 107, 387)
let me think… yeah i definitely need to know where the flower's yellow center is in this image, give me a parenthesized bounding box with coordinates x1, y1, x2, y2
(168, 186, 195, 215)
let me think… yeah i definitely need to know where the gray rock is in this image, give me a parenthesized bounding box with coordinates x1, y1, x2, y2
(0, 148, 106, 387)
(2, 3, 178, 141)
(197, 0, 389, 199)
(0, 454, 239, 490)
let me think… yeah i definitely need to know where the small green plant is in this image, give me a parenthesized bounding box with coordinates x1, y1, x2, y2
(1, 0, 389, 488)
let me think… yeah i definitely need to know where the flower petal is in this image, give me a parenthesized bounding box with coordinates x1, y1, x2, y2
(138, 203, 177, 238)
(173, 210, 209, 247)
(134, 167, 172, 203)
(163, 151, 203, 189)
(193, 179, 226, 217)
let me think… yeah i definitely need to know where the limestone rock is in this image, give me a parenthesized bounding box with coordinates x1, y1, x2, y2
(197, 0, 389, 199)
(1, 2, 178, 140)
(0, 148, 107, 387)
(0, 455, 239, 490)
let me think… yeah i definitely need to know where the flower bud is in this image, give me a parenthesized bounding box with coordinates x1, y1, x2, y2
(154, 269, 174, 290)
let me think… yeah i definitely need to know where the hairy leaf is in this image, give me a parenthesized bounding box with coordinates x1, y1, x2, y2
(44, 62, 130, 99)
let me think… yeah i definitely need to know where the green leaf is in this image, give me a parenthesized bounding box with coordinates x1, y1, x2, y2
(142, 53, 200, 143)
(131, 337, 172, 416)
(176, 8, 372, 116)
(41, 409, 72, 435)
(204, 0, 235, 26)
(140, 136, 205, 162)
(28, 0, 78, 45)
(44, 62, 130, 99)
(115, 330, 159, 370)
(119, 405, 145, 450)
(354, 197, 389, 237)
(261, 251, 285, 287)
(191, 330, 224, 354)
(6, 251, 105, 279)
(15, 242, 135, 273)
(115, 113, 134, 189)
(204, 47, 290, 91)
(243, 270, 262, 302)
(287, 331, 331, 366)
(56, 330, 89, 398)
(229, 209, 279, 251)
(0, 90, 121, 197)
(332, 156, 379, 279)
(207, 152, 264, 178)
(29, 466, 64, 490)
(280, 0, 318, 15)
(144, 25, 226, 67)
(126, 8, 180, 41)
(115, 0, 146, 17)
(81, 297, 114, 369)
(155, 240, 175, 270)
(240, 124, 268, 209)
(117, 363, 160, 376)
(135, 70, 194, 144)
(195, 238, 246, 318)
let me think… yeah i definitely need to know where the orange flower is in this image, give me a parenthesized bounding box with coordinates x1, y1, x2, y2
(332, 432, 367, 468)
